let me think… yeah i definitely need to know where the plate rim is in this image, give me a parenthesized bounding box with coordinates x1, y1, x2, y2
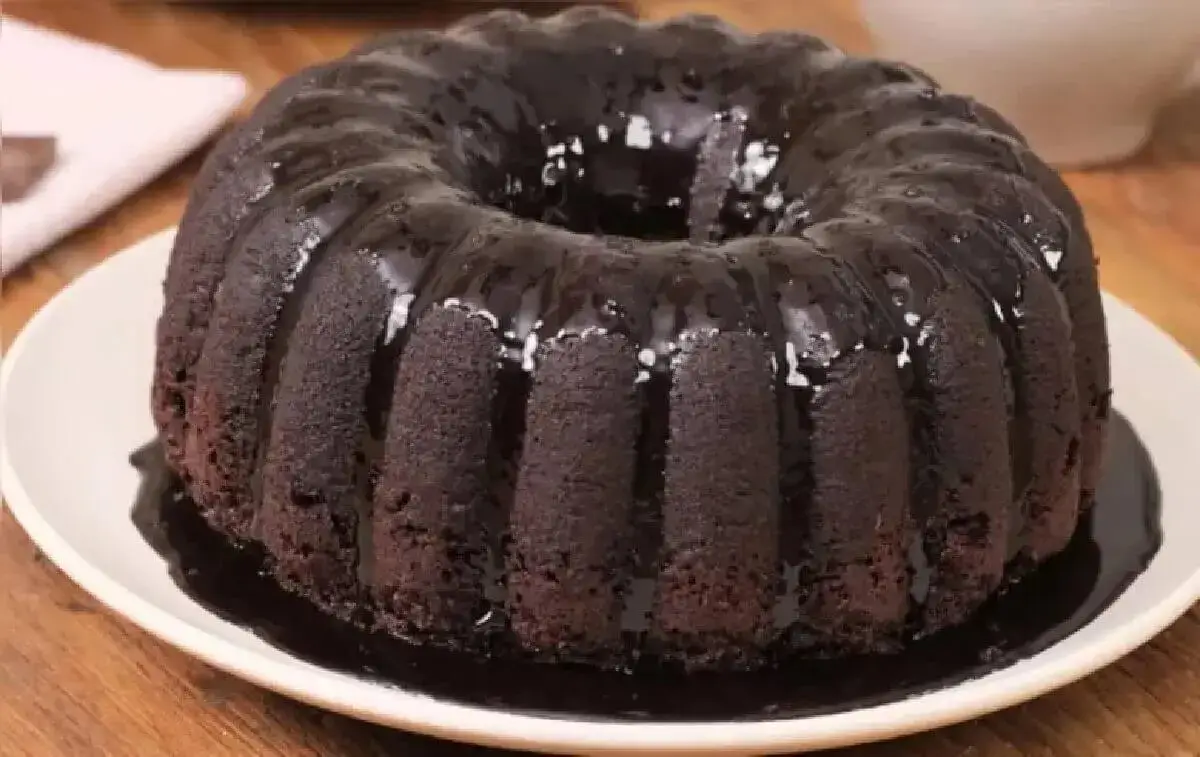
(2, 227, 1199, 755)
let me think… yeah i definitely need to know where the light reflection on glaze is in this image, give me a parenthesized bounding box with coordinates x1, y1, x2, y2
(372, 256, 417, 342)
(281, 198, 362, 294)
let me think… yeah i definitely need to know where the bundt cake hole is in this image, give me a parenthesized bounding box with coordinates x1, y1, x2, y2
(473, 123, 697, 241)
(421, 52, 810, 243)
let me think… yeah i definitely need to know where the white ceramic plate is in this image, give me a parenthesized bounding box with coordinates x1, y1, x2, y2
(2, 227, 1199, 756)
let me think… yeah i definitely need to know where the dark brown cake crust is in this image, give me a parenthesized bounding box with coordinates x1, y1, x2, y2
(152, 7, 1110, 672)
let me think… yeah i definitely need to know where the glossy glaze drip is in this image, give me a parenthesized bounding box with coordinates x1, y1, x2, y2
(356, 292, 402, 589)
(808, 222, 941, 608)
(486, 364, 531, 614)
(354, 284, 417, 587)
(718, 242, 809, 625)
(622, 372, 670, 635)
(130, 409, 1159, 720)
(246, 187, 381, 540)
(774, 381, 815, 629)
(688, 106, 749, 242)
(353, 196, 483, 590)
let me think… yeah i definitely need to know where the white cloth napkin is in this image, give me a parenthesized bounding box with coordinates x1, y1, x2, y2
(0, 17, 247, 276)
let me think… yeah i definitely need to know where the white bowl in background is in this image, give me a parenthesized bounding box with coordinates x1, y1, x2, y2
(858, 0, 1200, 168)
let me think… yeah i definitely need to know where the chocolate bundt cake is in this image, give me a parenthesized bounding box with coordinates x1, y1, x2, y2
(151, 8, 1110, 672)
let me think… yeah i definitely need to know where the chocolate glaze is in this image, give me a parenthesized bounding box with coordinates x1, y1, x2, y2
(130, 410, 1158, 721)
(152, 8, 1113, 672)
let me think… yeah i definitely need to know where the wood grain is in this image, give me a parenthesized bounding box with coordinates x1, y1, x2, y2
(2, 1, 1198, 755)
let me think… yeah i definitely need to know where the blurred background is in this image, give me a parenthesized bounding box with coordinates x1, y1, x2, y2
(9, 0, 1199, 164)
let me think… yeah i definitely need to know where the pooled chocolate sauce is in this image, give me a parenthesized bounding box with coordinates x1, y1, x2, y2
(130, 410, 1159, 721)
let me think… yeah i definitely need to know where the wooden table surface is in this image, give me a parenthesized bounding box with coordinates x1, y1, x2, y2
(2, 2, 1198, 755)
